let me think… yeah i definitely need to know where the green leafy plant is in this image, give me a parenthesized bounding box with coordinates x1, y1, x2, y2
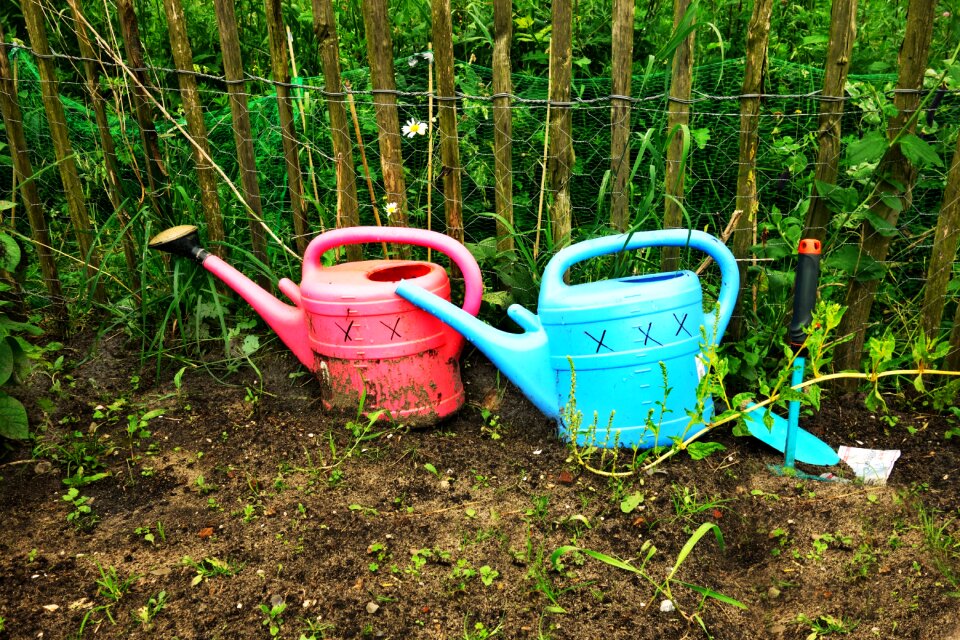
(134, 590, 167, 627)
(0, 231, 44, 442)
(182, 556, 243, 586)
(62, 488, 98, 529)
(260, 601, 286, 637)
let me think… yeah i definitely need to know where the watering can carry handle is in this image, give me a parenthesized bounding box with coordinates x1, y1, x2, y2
(540, 229, 740, 340)
(301, 226, 483, 316)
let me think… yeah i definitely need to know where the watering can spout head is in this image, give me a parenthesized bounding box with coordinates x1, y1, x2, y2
(149, 227, 313, 370)
(396, 283, 559, 419)
(149, 225, 209, 262)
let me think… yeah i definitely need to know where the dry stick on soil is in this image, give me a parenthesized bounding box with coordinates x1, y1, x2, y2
(0, 25, 66, 330)
(802, 0, 858, 242)
(491, 0, 514, 252)
(729, 0, 773, 339)
(344, 83, 390, 260)
(533, 43, 552, 262)
(661, 0, 697, 271)
(609, 0, 635, 231)
(67, 0, 138, 281)
(163, 0, 226, 257)
(77, 12, 300, 260)
(22, 0, 105, 303)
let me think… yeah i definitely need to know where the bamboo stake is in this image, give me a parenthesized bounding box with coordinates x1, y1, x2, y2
(345, 82, 390, 259)
(0, 24, 66, 330)
(533, 43, 552, 262)
(431, 0, 464, 245)
(212, 0, 269, 284)
(548, 0, 574, 252)
(834, 0, 938, 376)
(67, 0, 138, 280)
(609, 0, 634, 231)
(492, 0, 514, 253)
(288, 25, 328, 238)
(427, 44, 434, 262)
(163, 0, 226, 256)
(803, 0, 859, 241)
(729, 0, 773, 339)
(265, 0, 310, 255)
(310, 0, 362, 261)
(662, 0, 697, 271)
(117, 0, 170, 221)
(22, 0, 105, 302)
(361, 0, 411, 249)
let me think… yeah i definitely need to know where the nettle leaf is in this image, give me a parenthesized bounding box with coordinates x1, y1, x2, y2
(686, 441, 726, 460)
(241, 335, 260, 357)
(0, 232, 20, 272)
(0, 392, 29, 440)
(898, 134, 943, 169)
(845, 131, 888, 166)
(619, 490, 644, 514)
(0, 337, 12, 386)
(825, 245, 886, 282)
(815, 180, 860, 214)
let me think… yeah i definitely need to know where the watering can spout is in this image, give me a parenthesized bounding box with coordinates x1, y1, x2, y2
(396, 283, 558, 419)
(149, 226, 313, 369)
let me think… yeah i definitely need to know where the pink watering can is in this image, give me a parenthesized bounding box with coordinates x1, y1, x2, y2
(149, 225, 483, 423)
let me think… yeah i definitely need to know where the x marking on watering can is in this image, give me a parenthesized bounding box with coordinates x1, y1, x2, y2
(638, 322, 663, 347)
(674, 313, 692, 337)
(336, 320, 356, 342)
(380, 318, 402, 341)
(584, 329, 614, 353)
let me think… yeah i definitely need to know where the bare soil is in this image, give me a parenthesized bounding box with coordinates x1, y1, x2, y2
(1, 331, 959, 640)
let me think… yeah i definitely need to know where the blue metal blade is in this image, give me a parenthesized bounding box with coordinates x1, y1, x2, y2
(742, 403, 840, 466)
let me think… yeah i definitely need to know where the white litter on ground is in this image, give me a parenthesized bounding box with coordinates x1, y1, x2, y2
(836, 446, 901, 485)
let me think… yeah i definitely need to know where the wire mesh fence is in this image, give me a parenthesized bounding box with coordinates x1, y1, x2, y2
(1, 40, 958, 348)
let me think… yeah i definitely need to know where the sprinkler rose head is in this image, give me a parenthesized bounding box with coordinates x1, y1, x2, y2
(149, 225, 209, 262)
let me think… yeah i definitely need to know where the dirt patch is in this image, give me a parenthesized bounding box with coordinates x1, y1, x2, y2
(1, 331, 959, 639)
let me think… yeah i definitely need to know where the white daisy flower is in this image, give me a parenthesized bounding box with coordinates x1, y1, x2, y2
(402, 119, 427, 137)
(384, 202, 398, 217)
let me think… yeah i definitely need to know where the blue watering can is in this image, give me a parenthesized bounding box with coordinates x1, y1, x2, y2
(396, 229, 739, 449)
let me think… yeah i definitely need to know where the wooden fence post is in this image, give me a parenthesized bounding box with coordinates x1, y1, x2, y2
(0, 28, 66, 329)
(67, 0, 138, 280)
(548, 0, 573, 250)
(610, 0, 634, 231)
(312, 0, 361, 261)
(431, 0, 464, 244)
(492, 0, 514, 253)
(22, 0, 105, 302)
(212, 0, 269, 282)
(117, 0, 170, 221)
(361, 0, 410, 238)
(921, 134, 960, 352)
(661, 0, 696, 271)
(834, 0, 937, 375)
(803, 0, 858, 241)
(265, 0, 310, 255)
(163, 0, 226, 256)
(729, 0, 773, 338)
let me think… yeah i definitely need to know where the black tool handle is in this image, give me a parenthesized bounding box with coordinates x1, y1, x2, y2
(787, 238, 821, 350)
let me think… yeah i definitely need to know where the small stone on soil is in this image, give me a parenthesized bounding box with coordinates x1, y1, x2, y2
(366, 601, 379, 614)
(659, 600, 675, 613)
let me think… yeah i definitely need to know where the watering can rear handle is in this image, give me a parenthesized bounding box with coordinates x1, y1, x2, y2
(301, 226, 482, 316)
(540, 229, 740, 340)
